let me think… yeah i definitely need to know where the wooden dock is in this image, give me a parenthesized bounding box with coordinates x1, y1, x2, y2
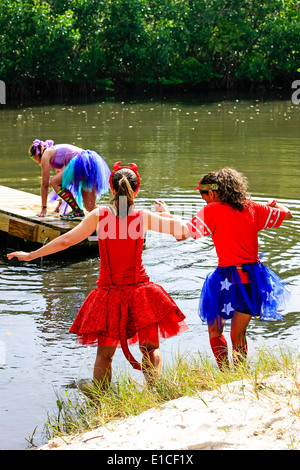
(0, 185, 98, 250)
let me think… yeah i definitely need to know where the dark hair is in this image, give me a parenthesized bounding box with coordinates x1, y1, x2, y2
(111, 168, 138, 217)
(200, 167, 249, 211)
(28, 143, 43, 157)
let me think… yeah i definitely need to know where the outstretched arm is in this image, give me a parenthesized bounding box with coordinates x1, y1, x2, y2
(267, 200, 292, 220)
(143, 209, 191, 240)
(151, 200, 191, 240)
(7, 209, 99, 262)
(37, 149, 53, 217)
(154, 200, 171, 216)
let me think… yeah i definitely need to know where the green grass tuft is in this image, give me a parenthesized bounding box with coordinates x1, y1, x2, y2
(44, 346, 300, 442)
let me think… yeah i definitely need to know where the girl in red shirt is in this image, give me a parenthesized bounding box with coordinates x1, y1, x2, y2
(156, 167, 292, 370)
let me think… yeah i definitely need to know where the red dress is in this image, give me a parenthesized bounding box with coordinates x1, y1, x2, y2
(69, 207, 188, 370)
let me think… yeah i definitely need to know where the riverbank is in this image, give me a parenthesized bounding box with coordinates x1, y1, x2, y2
(40, 360, 300, 450)
(2, 0, 299, 105)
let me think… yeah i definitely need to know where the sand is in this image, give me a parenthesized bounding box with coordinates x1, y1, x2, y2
(40, 367, 300, 451)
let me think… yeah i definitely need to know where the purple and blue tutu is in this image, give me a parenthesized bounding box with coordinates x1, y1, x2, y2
(199, 262, 290, 325)
(49, 150, 110, 212)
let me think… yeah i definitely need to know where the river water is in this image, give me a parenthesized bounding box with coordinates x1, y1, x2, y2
(0, 98, 300, 449)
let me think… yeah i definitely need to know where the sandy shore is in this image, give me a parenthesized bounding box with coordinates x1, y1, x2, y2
(40, 366, 300, 451)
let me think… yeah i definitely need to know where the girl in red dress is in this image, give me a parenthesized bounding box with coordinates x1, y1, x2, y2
(7, 162, 188, 389)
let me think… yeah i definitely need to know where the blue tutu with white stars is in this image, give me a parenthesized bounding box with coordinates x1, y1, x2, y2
(198, 261, 290, 325)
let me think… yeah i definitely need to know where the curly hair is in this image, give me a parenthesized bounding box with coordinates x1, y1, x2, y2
(199, 167, 249, 211)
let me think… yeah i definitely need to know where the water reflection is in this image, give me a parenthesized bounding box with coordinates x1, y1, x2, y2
(0, 98, 299, 449)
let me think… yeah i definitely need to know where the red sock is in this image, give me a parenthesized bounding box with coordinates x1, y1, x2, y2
(210, 335, 229, 370)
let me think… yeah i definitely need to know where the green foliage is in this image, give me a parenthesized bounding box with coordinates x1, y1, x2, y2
(0, 0, 299, 94)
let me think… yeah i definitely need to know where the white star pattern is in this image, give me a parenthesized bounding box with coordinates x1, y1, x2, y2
(222, 303, 235, 316)
(220, 278, 232, 291)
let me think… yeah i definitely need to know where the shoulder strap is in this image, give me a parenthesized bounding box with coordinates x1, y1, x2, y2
(97, 206, 113, 283)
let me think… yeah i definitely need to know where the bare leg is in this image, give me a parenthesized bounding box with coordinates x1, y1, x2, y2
(50, 171, 63, 193)
(230, 311, 252, 367)
(139, 341, 162, 386)
(93, 345, 116, 390)
(53, 200, 62, 213)
(82, 189, 97, 212)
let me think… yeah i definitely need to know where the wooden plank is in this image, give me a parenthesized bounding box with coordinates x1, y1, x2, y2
(36, 225, 63, 244)
(0, 185, 97, 249)
(0, 212, 9, 233)
(8, 216, 38, 242)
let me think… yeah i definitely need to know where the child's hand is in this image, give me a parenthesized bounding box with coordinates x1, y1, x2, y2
(154, 200, 169, 213)
(267, 199, 278, 207)
(7, 251, 31, 262)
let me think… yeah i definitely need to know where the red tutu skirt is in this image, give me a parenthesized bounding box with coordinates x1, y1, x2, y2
(69, 281, 188, 370)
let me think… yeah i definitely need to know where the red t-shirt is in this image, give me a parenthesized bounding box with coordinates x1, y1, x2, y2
(186, 200, 285, 267)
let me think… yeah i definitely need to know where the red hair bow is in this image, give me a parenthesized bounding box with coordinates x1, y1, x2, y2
(109, 161, 141, 192)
